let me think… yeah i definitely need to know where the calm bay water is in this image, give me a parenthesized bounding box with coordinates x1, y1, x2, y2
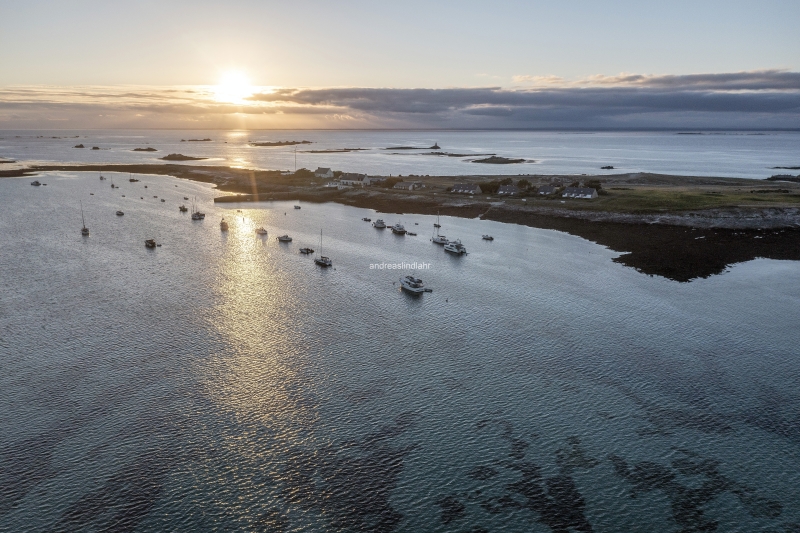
(2, 171, 800, 532)
(1, 129, 799, 179)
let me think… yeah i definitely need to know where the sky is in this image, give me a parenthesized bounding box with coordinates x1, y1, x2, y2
(1, 0, 799, 129)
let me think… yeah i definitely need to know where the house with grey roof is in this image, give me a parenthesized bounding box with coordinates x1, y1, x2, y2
(497, 185, 520, 195)
(538, 185, 558, 195)
(314, 167, 334, 178)
(339, 173, 371, 186)
(392, 181, 423, 191)
(451, 183, 482, 194)
(562, 187, 598, 199)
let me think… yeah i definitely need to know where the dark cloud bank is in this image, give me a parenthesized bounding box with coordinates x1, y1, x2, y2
(248, 70, 800, 129)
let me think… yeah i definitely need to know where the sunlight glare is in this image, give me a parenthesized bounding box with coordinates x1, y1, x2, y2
(214, 72, 254, 104)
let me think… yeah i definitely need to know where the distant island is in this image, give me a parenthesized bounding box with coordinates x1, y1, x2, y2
(601, 166, 615, 169)
(385, 143, 441, 150)
(472, 156, 528, 164)
(424, 152, 495, 158)
(250, 140, 312, 147)
(772, 166, 800, 170)
(0, 158, 16, 164)
(133, 147, 158, 152)
(181, 138, 212, 142)
(159, 153, 208, 161)
(302, 148, 366, 153)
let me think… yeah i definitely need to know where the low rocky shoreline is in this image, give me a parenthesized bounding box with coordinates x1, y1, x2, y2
(6, 163, 800, 281)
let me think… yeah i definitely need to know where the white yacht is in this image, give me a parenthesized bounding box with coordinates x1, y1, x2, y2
(391, 223, 406, 235)
(372, 219, 386, 229)
(256, 227, 268, 235)
(314, 229, 332, 267)
(444, 239, 467, 255)
(277, 235, 292, 242)
(399, 275, 429, 294)
(431, 234, 448, 244)
(31, 180, 41, 186)
(191, 198, 205, 220)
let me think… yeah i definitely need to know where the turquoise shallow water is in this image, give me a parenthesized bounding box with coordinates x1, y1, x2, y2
(1, 129, 799, 179)
(1, 172, 800, 532)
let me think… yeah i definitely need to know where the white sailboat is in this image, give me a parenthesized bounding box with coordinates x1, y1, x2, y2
(80, 201, 89, 236)
(314, 229, 332, 267)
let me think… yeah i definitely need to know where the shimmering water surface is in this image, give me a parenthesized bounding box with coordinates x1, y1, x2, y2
(2, 172, 800, 532)
(1, 129, 799, 178)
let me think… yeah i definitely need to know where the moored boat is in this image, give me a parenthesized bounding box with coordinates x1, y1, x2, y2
(432, 234, 448, 244)
(314, 229, 332, 267)
(372, 219, 386, 229)
(482, 235, 494, 240)
(31, 180, 41, 186)
(444, 239, 467, 255)
(299, 247, 314, 254)
(179, 205, 188, 212)
(145, 239, 156, 248)
(277, 235, 292, 242)
(294, 205, 301, 209)
(256, 227, 268, 235)
(116, 211, 124, 216)
(391, 223, 406, 235)
(80, 201, 89, 236)
(220, 217, 229, 231)
(399, 275, 430, 294)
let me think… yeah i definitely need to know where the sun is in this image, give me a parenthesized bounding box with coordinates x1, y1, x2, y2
(214, 72, 254, 104)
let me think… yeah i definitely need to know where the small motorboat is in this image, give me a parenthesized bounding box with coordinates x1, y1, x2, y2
(90, 193, 94, 195)
(179, 205, 188, 212)
(362, 217, 372, 222)
(407, 232, 417, 236)
(121, 195, 126, 197)
(129, 178, 139, 182)
(153, 196, 158, 198)
(315, 256, 332, 267)
(145, 239, 157, 248)
(99, 175, 105, 180)
(140, 197, 144, 199)
(277, 235, 292, 242)
(256, 227, 268, 235)
(444, 239, 467, 255)
(482, 235, 494, 241)
(144, 185, 148, 188)
(116, 211, 124, 216)
(434, 223, 441, 228)
(220, 217, 229, 231)
(299, 247, 314, 254)
(400, 275, 430, 294)
(30, 180, 41, 186)
(373, 219, 386, 229)
(294, 205, 301, 209)
(390, 223, 406, 235)
(160, 199, 165, 202)
(184, 197, 189, 200)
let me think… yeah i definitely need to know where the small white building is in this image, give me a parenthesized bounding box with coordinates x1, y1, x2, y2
(392, 181, 423, 191)
(497, 185, 520, 195)
(339, 173, 370, 187)
(451, 183, 482, 194)
(314, 167, 334, 179)
(323, 180, 339, 188)
(562, 187, 598, 199)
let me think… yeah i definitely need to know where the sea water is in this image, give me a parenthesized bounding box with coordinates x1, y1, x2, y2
(1, 171, 800, 532)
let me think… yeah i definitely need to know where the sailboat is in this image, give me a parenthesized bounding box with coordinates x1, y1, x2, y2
(80, 201, 89, 236)
(314, 229, 332, 267)
(431, 212, 447, 244)
(191, 197, 205, 220)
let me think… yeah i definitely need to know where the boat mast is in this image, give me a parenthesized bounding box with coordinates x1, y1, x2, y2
(80, 201, 86, 228)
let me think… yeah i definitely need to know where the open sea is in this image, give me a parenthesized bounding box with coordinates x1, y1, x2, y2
(1, 129, 799, 179)
(2, 135, 800, 532)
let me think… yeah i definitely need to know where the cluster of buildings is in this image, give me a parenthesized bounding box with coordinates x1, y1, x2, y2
(314, 168, 598, 199)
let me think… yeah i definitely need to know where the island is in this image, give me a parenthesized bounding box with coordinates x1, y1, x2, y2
(384, 143, 441, 150)
(159, 153, 208, 161)
(423, 152, 495, 158)
(6, 162, 800, 283)
(181, 138, 212, 142)
(0, 158, 15, 164)
(601, 166, 615, 170)
(250, 141, 312, 147)
(302, 148, 366, 153)
(472, 156, 528, 164)
(133, 147, 158, 152)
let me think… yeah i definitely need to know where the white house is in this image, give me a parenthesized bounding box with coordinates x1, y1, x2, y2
(339, 173, 370, 187)
(497, 185, 520, 195)
(451, 183, 482, 194)
(392, 181, 423, 191)
(314, 167, 334, 178)
(562, 187, 598, 199)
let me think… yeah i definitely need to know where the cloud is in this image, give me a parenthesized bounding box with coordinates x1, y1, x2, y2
(1, 71, 799, 129)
